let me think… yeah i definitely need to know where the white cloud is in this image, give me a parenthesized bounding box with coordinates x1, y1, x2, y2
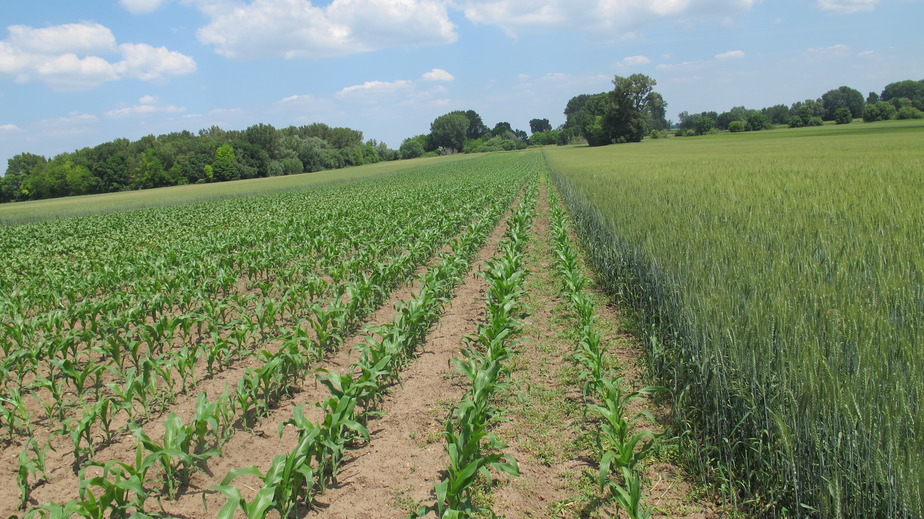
(195, 0, 457, 59)
(805, 43, 852, 60)
(119, 0, 166, 14)
(421, 68, 454, 81)
(33, 54, 119, 90)
(457, 0, 756, 39)
(817, 0, 879, 14)
(620, 55, 651, 66)
(0, 123, 21, 132)
(105, 96, 185, 118)
(114, 43, 197, 80)
(336, 79, 413, 98)
(0, 22, 195, 90)
(7, 23, 116, 55)
(715, 49, 745, 60)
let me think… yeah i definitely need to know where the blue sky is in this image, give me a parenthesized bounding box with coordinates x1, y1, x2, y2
(1, 0, 922, 167)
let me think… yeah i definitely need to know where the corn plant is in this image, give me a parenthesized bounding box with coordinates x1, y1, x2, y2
(216, 407, 325, 519)
(131, 412, 221, 499)
(17, 437, 49, 510)
(1, 388, 33, 441)
(73, 447, 155, 519)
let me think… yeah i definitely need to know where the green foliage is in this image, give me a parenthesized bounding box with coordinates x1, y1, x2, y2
(3, 123, 395, 203)
(880, 78, 924, 111)
(807, 116, 824, 126)
(821, 85, 865, 119)
(863, 101, 896, 122)
(429, 112, 469, 152)
(529, 118, 552, 134)
(728, 120, 744, 133)
(895, 106, 924, 120)
(566, 74, 665, 146)
(745, 112, 771, 131)
(834, 107, 853, 124)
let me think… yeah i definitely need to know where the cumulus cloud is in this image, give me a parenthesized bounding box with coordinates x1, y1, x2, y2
(105, 96, 185, 118)
(195, 0, 457, 59)
(715, 49, 745, 60)
(457, 0, 756, 39)
(114, 43, 197, 80)
(619, 55, 651, 66)
(0, 123, 21, 132)
(421, 68, 454, 81)
(0, 22, 195, 90)
(817, 0, 879, 13)
(119, 0, 166, 14)
(7, 23, 116, 55)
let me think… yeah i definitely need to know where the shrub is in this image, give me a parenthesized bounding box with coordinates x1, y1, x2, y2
(788, 116, 805, 128)
(834, 107, 853, 125)
(864, 101, 897, 122)
(745, 113, 770, 131)
(807, 117, 824, 127)
(895, 106, 924, 120)
(728, 121, 745, 133)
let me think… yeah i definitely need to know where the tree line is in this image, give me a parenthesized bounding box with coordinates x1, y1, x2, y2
(674, 79, 924, 136)
(0, 123, 396, 203)
(4, 77, 922, 203)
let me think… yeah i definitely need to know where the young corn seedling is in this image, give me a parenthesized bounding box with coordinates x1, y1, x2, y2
(607, 466, 651, 519)
(132, 412, 221, 499)
(1, 388, 33, 441)
(17, 436, 49, 510)
(74, 447, 154, 519)
(315, 394, 369, 488)
(65, 403, 99, 471)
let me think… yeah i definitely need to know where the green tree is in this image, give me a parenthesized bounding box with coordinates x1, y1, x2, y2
(430, 112, 469, 152)
(728, 120, 745, 133)
(863, 101, 896, 122)
(2, 153, 47, 202)
(605, 73, 658, 143)
(133, 148, 169, 189)
(834, 107, 853, 124)
(399, 135, 427, 159)
(563, 94, 594, 130)
(529, 118, 552, 134)
(212, 144, 239, 181)
(717, 106, 750, 130)
(646, 91, 669, 131)
(745, 113, 770, 131)
(463, 110, 489, 139)
(880, 79, 924, 111)
(791, 99, 825, 125)
(821, 86, 865, 120)
(762, 104, 791, 125)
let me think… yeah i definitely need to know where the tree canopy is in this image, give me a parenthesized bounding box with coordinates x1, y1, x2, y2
(563, 74, 667, 146)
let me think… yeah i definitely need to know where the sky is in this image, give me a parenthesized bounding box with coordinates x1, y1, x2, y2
(1, 0, 922, 168)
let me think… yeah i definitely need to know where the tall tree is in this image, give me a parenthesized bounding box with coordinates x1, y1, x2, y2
(880, 79, 924, 111)
(602, 74, 662, 143)
(430, 112, 469, 152)
(529, 118, 552, 134)
(821, 86, 865, 120)
(463, 110, 489, 139)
